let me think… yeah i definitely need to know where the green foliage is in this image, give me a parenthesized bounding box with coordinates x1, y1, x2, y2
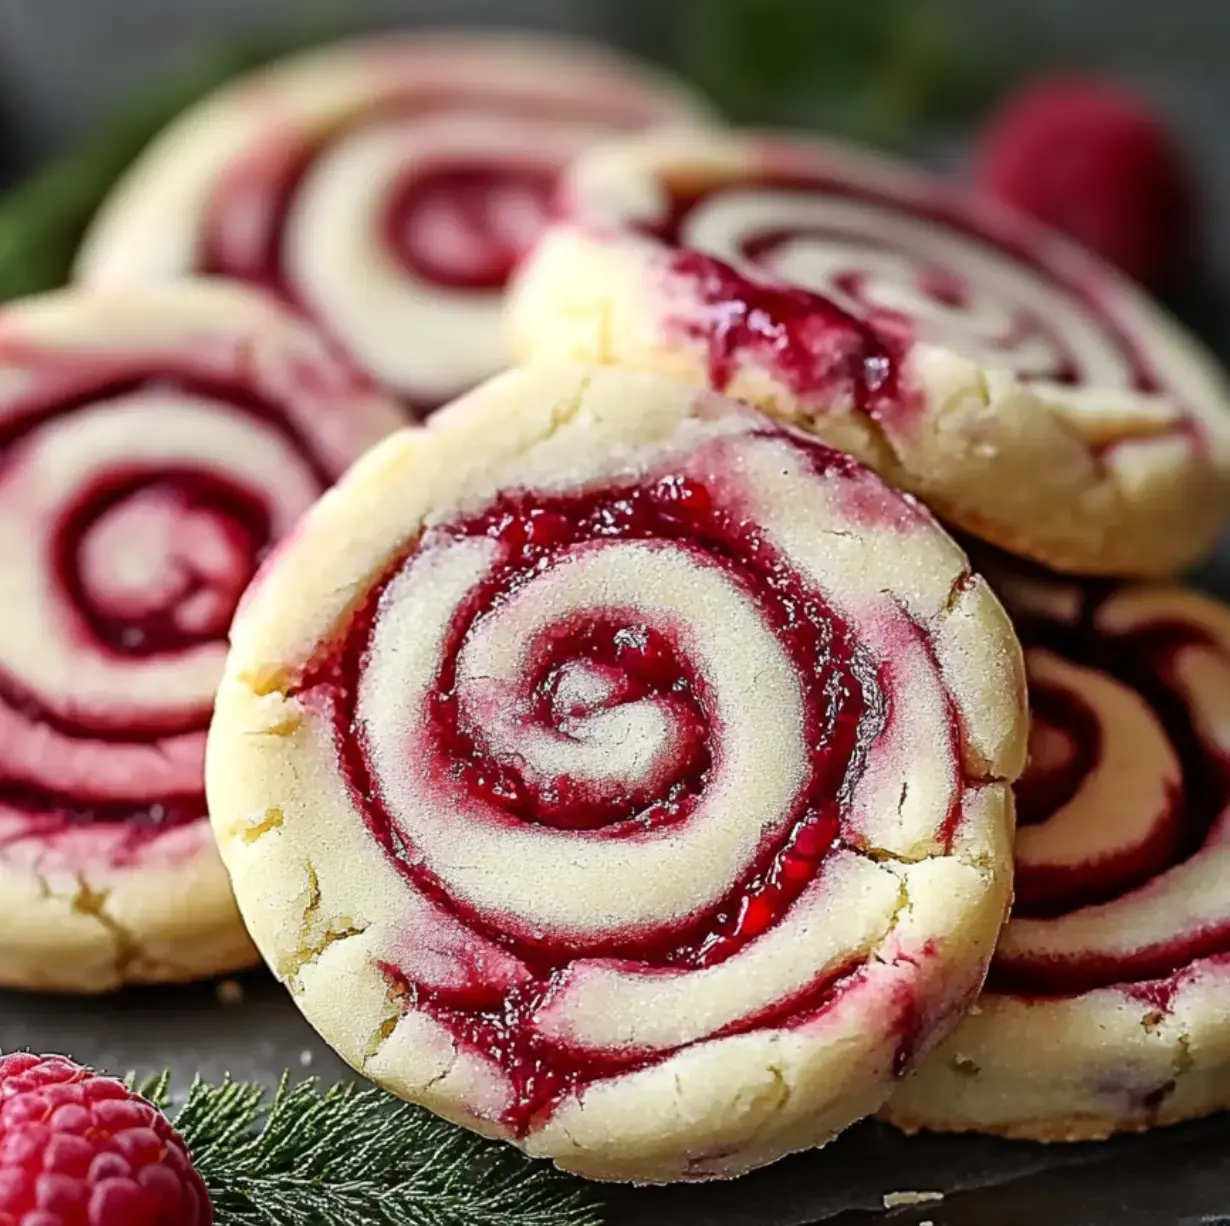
(679, 0, 1014, 147)
(157, 1073, 605, 1226)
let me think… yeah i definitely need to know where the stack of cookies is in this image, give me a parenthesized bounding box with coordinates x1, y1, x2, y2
(4, 28, 1230, 1187)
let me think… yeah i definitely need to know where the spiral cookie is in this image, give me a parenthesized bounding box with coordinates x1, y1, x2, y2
(506, 128, 1230, 576)
(885, 573, 1230, 1139)
(0, 281, 405, 993)
(74, 33, 709, 415)
(206, 363, 1026, 1181)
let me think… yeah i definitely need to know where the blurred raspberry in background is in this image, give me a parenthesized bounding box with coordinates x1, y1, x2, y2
(975, 76, 1199, 289)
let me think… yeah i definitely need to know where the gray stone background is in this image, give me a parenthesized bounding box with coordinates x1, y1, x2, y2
(0, 5, 1217, 157)
(0, 0, 1220, 232)
(2, 0, 1230, 259)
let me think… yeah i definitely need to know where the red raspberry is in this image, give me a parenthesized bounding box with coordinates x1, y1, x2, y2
(974, 76, 1197, 288)
(0, 1053, 212, 1226)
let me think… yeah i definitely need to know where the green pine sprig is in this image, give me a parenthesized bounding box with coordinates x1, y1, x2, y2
(130, 1071, 604, 1226)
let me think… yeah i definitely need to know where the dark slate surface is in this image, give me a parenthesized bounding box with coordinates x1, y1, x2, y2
(5, 971, 1230, 1225)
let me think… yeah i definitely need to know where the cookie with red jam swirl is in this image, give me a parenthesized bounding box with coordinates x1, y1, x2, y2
(506, 127, 1230, 577)
(74, 32, 710, 416)
(0, 281, 405, 992)
(886, 573, 1230, 1139)
(206, 364, 1026, 1181)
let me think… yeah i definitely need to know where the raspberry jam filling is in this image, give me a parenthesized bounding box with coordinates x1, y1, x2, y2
(988, 603, 1229, 997)
(198, 89, 656, 414)
(299, 456, 928, 1133)
(1013, 681, 1102, 829)
(382, 162, 555, 291)
(668, 249, 919, 432)
(57, 469, 271, 656)
(0, 373, 325, 846)
(608, 167, 1177, 425)
(203, 131, 560, 299)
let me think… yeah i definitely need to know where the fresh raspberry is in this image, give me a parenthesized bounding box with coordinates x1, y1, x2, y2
(974, 76, 1197, 288)
(0, 1053, 212, 1226)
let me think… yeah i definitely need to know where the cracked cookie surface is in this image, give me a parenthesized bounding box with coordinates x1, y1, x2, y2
(885, 573, 1230, 1139)
(0, 280, 406, 992)
(506, 127, 1230, 577)
(73, 31, 709, 416)
(206, 363, 1026, 1181)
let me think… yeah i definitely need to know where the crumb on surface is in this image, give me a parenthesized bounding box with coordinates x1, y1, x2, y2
(300, 1049, 313, 1066)
(883, 1190, 945, 1209)
(216, 978, 245, 1006)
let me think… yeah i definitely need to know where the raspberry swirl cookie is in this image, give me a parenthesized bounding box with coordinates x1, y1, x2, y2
(74, 33, 709, 415)
(506, 128, 1230, 576)
(206, 364, 1026, 1181)
(886, 573, 1230, 1139)
(0, 281, 405, 993)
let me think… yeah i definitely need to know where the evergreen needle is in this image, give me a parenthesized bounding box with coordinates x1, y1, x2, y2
(150, 1072, 604, 1226)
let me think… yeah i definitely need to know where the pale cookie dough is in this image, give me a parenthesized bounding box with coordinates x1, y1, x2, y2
(206, 363, 1026, 1182)
(74, 31, 711, 415)
(0, 280, 405, 992)
(505, 127, 1230, 576)
(885, 574, 1230, 1139)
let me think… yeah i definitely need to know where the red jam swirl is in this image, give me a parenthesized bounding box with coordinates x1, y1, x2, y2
(295, 435, 966, 1133)
(605, 167, 1179, 429)
(198, 82, 682, 413)
(202, 129, 559, 299)
(56, 469, 271, 658)
(381, 162, 556, 292)
(668, 249, 920, 434)
(1013, 680, 1102, 830)
(988, 594, 1230, 997)
(0, 371, 337, 858)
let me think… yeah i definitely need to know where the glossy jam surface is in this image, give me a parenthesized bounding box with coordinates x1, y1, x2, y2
(613, 168, 1174, 423)
(296, 443, 943, 1133)
(989, 601, 1230, 998)
(669, 249, 919, 433)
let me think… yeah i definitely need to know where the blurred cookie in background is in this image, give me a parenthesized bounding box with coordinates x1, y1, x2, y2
(74, 31, 712, 416)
